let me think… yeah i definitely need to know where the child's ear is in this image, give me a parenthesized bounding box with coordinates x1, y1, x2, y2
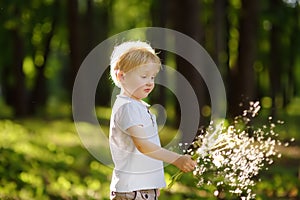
(117, 71, 125, 82)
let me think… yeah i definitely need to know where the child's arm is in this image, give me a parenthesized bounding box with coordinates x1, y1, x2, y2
(127, 125, 196, 173)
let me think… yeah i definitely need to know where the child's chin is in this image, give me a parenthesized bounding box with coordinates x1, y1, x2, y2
(140, 94, 149, 99)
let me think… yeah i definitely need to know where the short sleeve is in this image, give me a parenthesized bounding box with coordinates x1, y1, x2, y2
(114, 102, 145, 131)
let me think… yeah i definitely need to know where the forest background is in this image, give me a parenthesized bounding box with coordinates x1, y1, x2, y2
(0, 0, 300, 199)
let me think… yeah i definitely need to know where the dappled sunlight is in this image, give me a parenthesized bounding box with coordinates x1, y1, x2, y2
(0, 118, 299, 199)
(286, 97, 300, 116)
(0, 0, 299, 199)
(0, 120, 112, 199)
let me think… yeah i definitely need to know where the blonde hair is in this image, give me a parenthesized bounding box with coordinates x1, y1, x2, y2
(110, 41, 161, 88)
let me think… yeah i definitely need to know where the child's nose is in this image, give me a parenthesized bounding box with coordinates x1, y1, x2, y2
(146, 79, 154, 85)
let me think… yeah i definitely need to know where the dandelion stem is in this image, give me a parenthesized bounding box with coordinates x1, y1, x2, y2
(168, 171, 184, 188)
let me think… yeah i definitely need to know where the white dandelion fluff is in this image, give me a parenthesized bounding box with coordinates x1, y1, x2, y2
(169, 101, 293, 199)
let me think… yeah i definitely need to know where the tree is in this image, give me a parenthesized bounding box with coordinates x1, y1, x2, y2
(229, 0, 259, 117)
(149, 0, 168, 122)
(11, 27, 27, 116)
(29, 0, 59, 114)
(213, 0, 229, 73)
(1, 3, 27, 117)
(0, 0, 61, 117)
(168, 0, 209, 140)
(213, 0, 230, 119)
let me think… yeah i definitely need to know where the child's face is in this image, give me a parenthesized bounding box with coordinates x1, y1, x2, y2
(120, 63, 160, 100)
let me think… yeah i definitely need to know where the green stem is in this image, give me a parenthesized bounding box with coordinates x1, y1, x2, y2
(168, 153, 199, 189)
(168, 170, 183, 188)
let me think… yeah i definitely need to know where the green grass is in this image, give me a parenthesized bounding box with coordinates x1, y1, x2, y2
(0, 93, 300, 199)
(0, 106, 300, 199)
(0, 119, 112, 200)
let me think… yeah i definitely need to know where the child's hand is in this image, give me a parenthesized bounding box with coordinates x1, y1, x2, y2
(172, 155, 197, 173)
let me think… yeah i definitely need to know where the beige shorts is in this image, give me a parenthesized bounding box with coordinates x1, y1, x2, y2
(110, 189, 159, 200)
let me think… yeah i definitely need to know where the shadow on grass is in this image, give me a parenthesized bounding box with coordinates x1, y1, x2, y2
(1, 118, 299, 200)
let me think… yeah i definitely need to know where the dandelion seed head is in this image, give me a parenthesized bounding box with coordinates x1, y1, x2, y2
(214, 190, 219, 196)
(171, 101, 290, 199)
(277, 153, 282, 158)
(284, 142, 289, 147)
(277, 120, 284, 124)
(268, 116, 273, 121)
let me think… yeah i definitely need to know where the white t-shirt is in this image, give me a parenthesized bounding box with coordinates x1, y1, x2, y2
(109, 95, 166, 192)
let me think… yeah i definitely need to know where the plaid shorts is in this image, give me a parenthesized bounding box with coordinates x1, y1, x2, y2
(110, 189, 158, 200)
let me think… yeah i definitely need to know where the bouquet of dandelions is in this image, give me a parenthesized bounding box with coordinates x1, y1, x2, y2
(168, 101, 294, 199)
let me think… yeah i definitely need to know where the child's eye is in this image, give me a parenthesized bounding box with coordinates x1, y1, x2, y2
(141, 75, 147, 78)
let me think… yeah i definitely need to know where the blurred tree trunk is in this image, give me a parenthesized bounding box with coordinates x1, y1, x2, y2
(213, 0, 229, 70)
(9, 6, 27, 117)
(29, 1, 59, 115)
(11, 29, 27, 117)
(269, 0, 282, 118)
(229, 0, 259, 117)
(213, 0, 230, 109)
(69, 0, 111, 120)
(149, 0, 168, 119)
(284, 3, 299, 106)
(291, 3, 300, 97)
(94, 0, 111, 106)
(83, 0, 94, 55)
(169, 0, 208, 129)
(68, 0, 89, 121)
(67, 0, 81, 92)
